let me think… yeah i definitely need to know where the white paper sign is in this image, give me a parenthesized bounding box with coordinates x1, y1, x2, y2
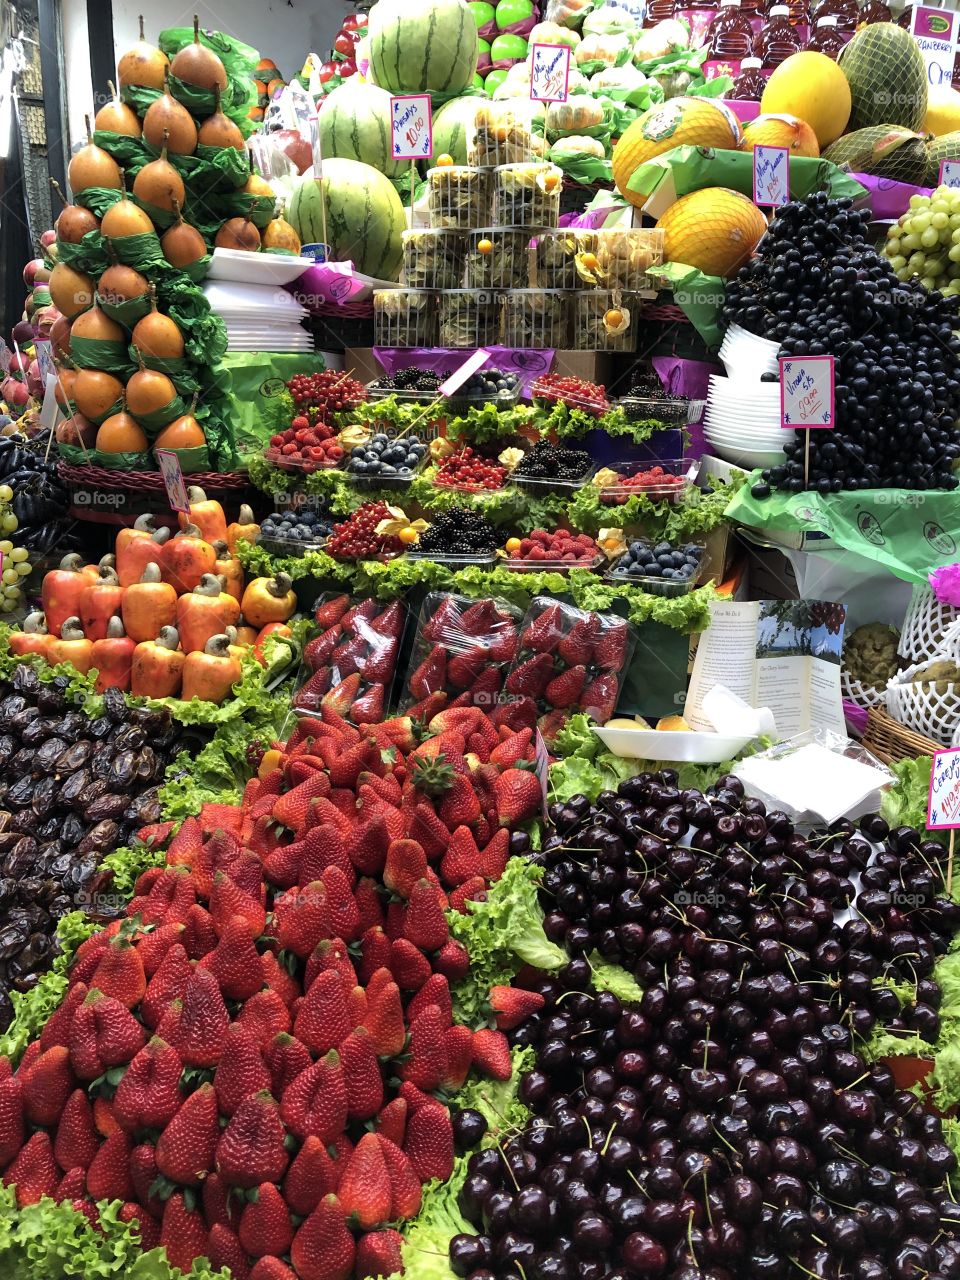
(929, 746, 960, 828)
(941, 159, 960, 188)
(155, 448, 190, 514)
(34, 340, 56, 385)
(911, 5, 960, 87)
(779, 355, 836, 429)
(39, 373, 59, 433)
(753, 145, 789, 208)
(390, 94, 433, 160)
(530, 44, 572, 103)
(440, 349, 490, 397)
(0, 340, 10, 375)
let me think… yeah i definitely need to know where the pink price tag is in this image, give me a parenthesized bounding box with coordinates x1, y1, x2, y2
(779, 355, 836, 429)
(929, 746, 960, 828)
(155, 449, 190, 514)
(439, 349, 491, 397)
(530, 44, 572, 103)
(940, 159, 960, 188)
(390, 94, 433, 160)
(753, 144, 789, 208)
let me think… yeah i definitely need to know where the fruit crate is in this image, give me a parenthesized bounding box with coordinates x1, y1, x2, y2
(373, 289, 438, 348)
(401, 228, 467, 290)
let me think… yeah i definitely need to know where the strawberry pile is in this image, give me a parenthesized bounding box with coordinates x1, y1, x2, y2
(0, 703, 546, 1280)
(433, 447, 509, 492)
(401, 595, 521, 716)
(530, 374, 608, 417)
(325, 503, 404, 562)
(286, 372, 366, 422)
(296, 595, 406, 724)
(504, 528, 600, 567)
(503, 597, 634, 744)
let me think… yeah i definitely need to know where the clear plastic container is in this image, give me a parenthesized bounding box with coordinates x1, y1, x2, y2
(263, 448, 345, 475)
(618, 392, 691, 425)
(596, 229, 664, 293)
(406, 551, 498, 568)
(501, 289, 567, 348)
(605, 539, 705, 597)
(428, 165, 492, 230)
(469, 101, 537, 167)
(296, 591, 407, 719)
(730, 56, 767, 100)
(595, 460, 695, 505)
(402, 229, 466, 289)
(374, 289, 438, 348)
(399, 592, 523, 712)
(811, 0, 859, 29)
(708, 0, 756, 59)
(438, 289, 501, 348)
(343, 442, 430, 491)
(504, 553, 606, 574)
(533, 229, 600, 290)
(573, 291, 636, 352)
(465, 227, 534, 289)
(258, 531, 329, 556)
(494, 163, 563, 228)
(755, 5, 802, 63)
(859, 0, 891, 23)
(807, 15, 845, 56)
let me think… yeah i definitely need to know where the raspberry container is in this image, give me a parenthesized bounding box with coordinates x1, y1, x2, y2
(533, 229, 600, 290)
(263, 446, 344, 474)
(427, 165, 493, 230)
(494, 163, 563, 228)
(468, 102, 541, 168)
(373, 289, 438, 348)
(438, 289, 501, 348)
(596, 228, 665, 293)
(503, 553, 606, 574)
(465, 227, 536, 290)
(294, 593, 409, 722)
(573, 291, 637, 352)
(501, 289, 568, 349)
(594, 460, 696, 505)
(605, 538, 706, 597)
(530, 375, 610, 419)
(399, 592, 525, 715)
(402, 229, 467, 290)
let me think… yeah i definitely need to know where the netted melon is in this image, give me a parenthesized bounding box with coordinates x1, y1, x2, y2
(822, 125, 931, 184)
(926, 132, 960, 186)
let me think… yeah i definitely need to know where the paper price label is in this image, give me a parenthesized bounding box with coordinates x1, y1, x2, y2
(390, 94, 432, 160)
(0, 339, 10, 374)
(779, 355, 836, 429)
(155, 449, 190, 514)
(753, 144, 789, 208)
(439, 349, 490, 397)
(39, 373, 60, 433)
(530, 44, 572, 103)
(940, 159, 960, 188)
(534, 728, 550, 819)
(929, 746, 960, 828)
(911, 5, 960, 87)
(33, 340, 56, 385)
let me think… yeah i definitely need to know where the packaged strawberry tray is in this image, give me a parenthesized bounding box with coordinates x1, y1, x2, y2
(501, 596, 637, 746)
(399, 593, 523, 718)
(294, 593, 407, 723)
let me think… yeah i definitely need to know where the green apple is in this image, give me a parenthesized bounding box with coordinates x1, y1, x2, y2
(468, 1, 496, 28)
(490, 32, 528, 61)
(495, 0, 534, 28)
(483, 68, 509, 95)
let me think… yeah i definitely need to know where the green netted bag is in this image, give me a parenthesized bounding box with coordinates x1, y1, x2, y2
(207, 190, 277, 230)
(75, 187, 124, 218)
(158, 26, 259, 137)
(55, 229, 111, 275)
(105, 230, 168, 271)
(97, 289, 152, 327)
(129, 348, 200, 396)
(823, 126, 930, 185)
(153, 443, 210, 473)
(93, 130, 151, 176)
(69, 336, 136, 376)
(131, 392, 188, 434)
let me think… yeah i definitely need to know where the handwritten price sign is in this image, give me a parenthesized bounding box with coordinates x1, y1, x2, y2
(155, 449, 190, 514)
(390, 94, 433, 160)
(530, 43, 572, 103)
(929, 747, 960, 828)
(940, 159, 960, 188)
(33, 340, 56, 385)
(753, 144, 789, 208)
(779, 355, 836, 430)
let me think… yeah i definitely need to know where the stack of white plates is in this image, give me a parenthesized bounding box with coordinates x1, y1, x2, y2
(718, 324, 782, 381)
(703, 374, 793, 470)
(203, 279, 312, 354)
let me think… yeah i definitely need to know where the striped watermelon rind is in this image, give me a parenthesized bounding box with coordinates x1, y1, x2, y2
(288, 159, 406, 281)
(368, 0, 479, 95)
(318, 81, 404, 177)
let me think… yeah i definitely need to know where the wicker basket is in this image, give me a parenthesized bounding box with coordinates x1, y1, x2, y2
(57, 463, 255, 525)
(862, 705, 941, 765)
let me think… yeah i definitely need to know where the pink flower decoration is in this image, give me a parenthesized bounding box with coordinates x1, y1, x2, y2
(929, 563, 960, 607)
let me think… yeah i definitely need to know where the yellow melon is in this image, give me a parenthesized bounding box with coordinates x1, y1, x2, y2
(612, 98, 743, 207)
(656, 188, 768, 278)
(760, 51, 851, 148)
(740, 113, 820, 158)
(925, 85, 960, 136)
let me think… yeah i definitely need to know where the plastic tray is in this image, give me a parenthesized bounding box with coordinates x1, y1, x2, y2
(343, 450, 429, 491)
(530, 382, 610, 418)
(512, 462, 597, 494)
(503, 554, 605, 574)
(257, 534, 329, 557)
(604, 538, 704, 597)
(618, 394, 693, 425)
(407, 551, 498, 567)
(263, 447, 344, 475)
(595, 460, 695, 505)
(327, 549, 404, 565)
(365, 378, 521, 417)
(208, 249, 314, 286)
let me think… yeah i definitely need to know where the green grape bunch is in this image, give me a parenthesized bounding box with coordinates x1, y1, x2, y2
(884, 186, 960, 295)
(0, 484, 31, 613)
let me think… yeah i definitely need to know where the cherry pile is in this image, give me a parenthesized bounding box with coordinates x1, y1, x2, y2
(435, 447, 509, 492)
(447, 775, 960, 1280)
(325, 501, 404, 560)
(286, 371, 366, 423)
(531, 375, 609, 418)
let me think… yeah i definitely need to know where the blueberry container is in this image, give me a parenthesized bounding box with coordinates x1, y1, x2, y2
(605, 538, 705, 597)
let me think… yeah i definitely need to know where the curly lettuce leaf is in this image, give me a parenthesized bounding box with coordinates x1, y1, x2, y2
(98, 843, 166, 899)
(549, 751, 635, 803)
(0, 913, 98, 1065)
(448, 858, 565, 1024)
(446, 402, 539, 445)
(454, 1046, 535, 1139)
(881, 756, 945, 843)
(587, 953, 643, 1002)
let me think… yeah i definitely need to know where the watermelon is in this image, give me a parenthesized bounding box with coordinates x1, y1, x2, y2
(368, 0, 479, 95)
(318, 81, 404, 177)
(433, 95, 486, 164)
(288, 159, 405, 281)
(839, 22, 927, 132)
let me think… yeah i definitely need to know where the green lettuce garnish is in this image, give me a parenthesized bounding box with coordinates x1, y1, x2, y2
(454, 1045, 535, 1140)
(587, 953, 644, 1002)
(881, 756, 945, 843)
(98, 843, 166, 899)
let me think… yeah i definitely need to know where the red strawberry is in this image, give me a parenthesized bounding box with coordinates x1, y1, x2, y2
(342, 598, 379, 629)
(305, 937, 357, 995)
(155, 1082, 220, 1186)
(447, 648, 486, 690)
(340, 1026, 384, 1120)
(135, 923, 186, 980)
(321, 672, 362, 717)
(490, 726, 534, 770)
(494, 768, 542, 826)
(472, 1027, 513, 1080)
(558, 615, 598, 666)
(55, 1168, 87, 1202)
(274, 881, 330, 958)
(167, 815, 203, 866)
(273, 773, 334, 834)
(182, 903, 218, 959)
(322, 865, 361, 940)
(403, 879, 450, 952)
(403, 1102, 454, 1183)
(407, 973, 453, 1026)
(363, 979, 405, 1057)
(210, 872, 266, 938)
(593, 618, 629, 670)
(291, 1194, 355, 1280)
(504, 652, 554, 698)
(3, 1131, 58, 1206)
(216, 1091, 290, 1189)
(141, 943, 193, 1030)
(383, 838, 429, 899)
(40, 981, 88, 1052)
(400, 1003, 448, 1092)
(236, 988, 292, 1049)
(264, 1032, 312, 1099)
(86, 1128, 133, 1202)
(0, 1076, 22, 1172)
(338, 1132, 392, 1229)
(355, 876, 386, 935)
(114, 1036, 183, 1132)
(370, 600, 404, 638)
(407, 804, 451, 860)
(489, 985, 546, 1030)
(490, 695, 537, 733)
(130, 1143, 165, 1219)
(441, 1025, 474, 1090)
(438, 775, 482, 830)
(213, 1024, 271, 1116)
(168, 969, 230, 1067)
(54, 1089, 98, 1172)
(346, 815, 391, 881)
(239, 1183, 293, 1259)
(408, 646, 446, 700)
(544, 663, 587, 709)
(361, 636, 398, 684)
(581, 671, 620, 722)
(262, 950, 301, 1007)
(350, 683, 385, 724)
(70, 990, 146, 1079)
(250, 1260, 298, 1280)
(208, 1224, 252, 1280)
(331, 632, 368, 677)
(439, 826, 481, 885)
(280, 1051, 348, 1143)
(284, 1134, 338, 1217)
(422, 596, 461, 643)
(356, 1228, 404, 1280)
(20, 1044, 74, 1127)
(315, 593, 351, 629)
(198, 914, 265, 1000)
(376, 1097, 407, 1148)
(378, 1136, 422, 1220)
(477, 829, 511, 880)
(294, 666, 334, 712)
(486, 623, 519, 665)
(160, 1193, 208, 1275)
(521, 603, 565, 652)
(405, 690, 448, 722)
(294, 969, 350, 1056)
(433, 938, 471, 980)
(398, 1081, 436, 1114)
(89, 937, 146, 1010)
(449, 878, 486, 913)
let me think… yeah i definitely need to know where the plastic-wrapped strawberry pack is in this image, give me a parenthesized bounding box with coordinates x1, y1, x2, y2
(400, 594, 523, 720)
(502, 597, 636, 745)
(295, 593, 406, 723)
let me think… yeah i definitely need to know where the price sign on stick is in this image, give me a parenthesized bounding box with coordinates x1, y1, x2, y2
(780, 355, 835, 488)
(940, 159, 960, 188)
(530, 44, 572, 103)
(753, 145, 789, 208)
(155, 449, 190, 514)
(390, 94, 433, 160)
(439, 349, 491, 397)
(928, 746, 960, 891)
(33, 340, 56, 385)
